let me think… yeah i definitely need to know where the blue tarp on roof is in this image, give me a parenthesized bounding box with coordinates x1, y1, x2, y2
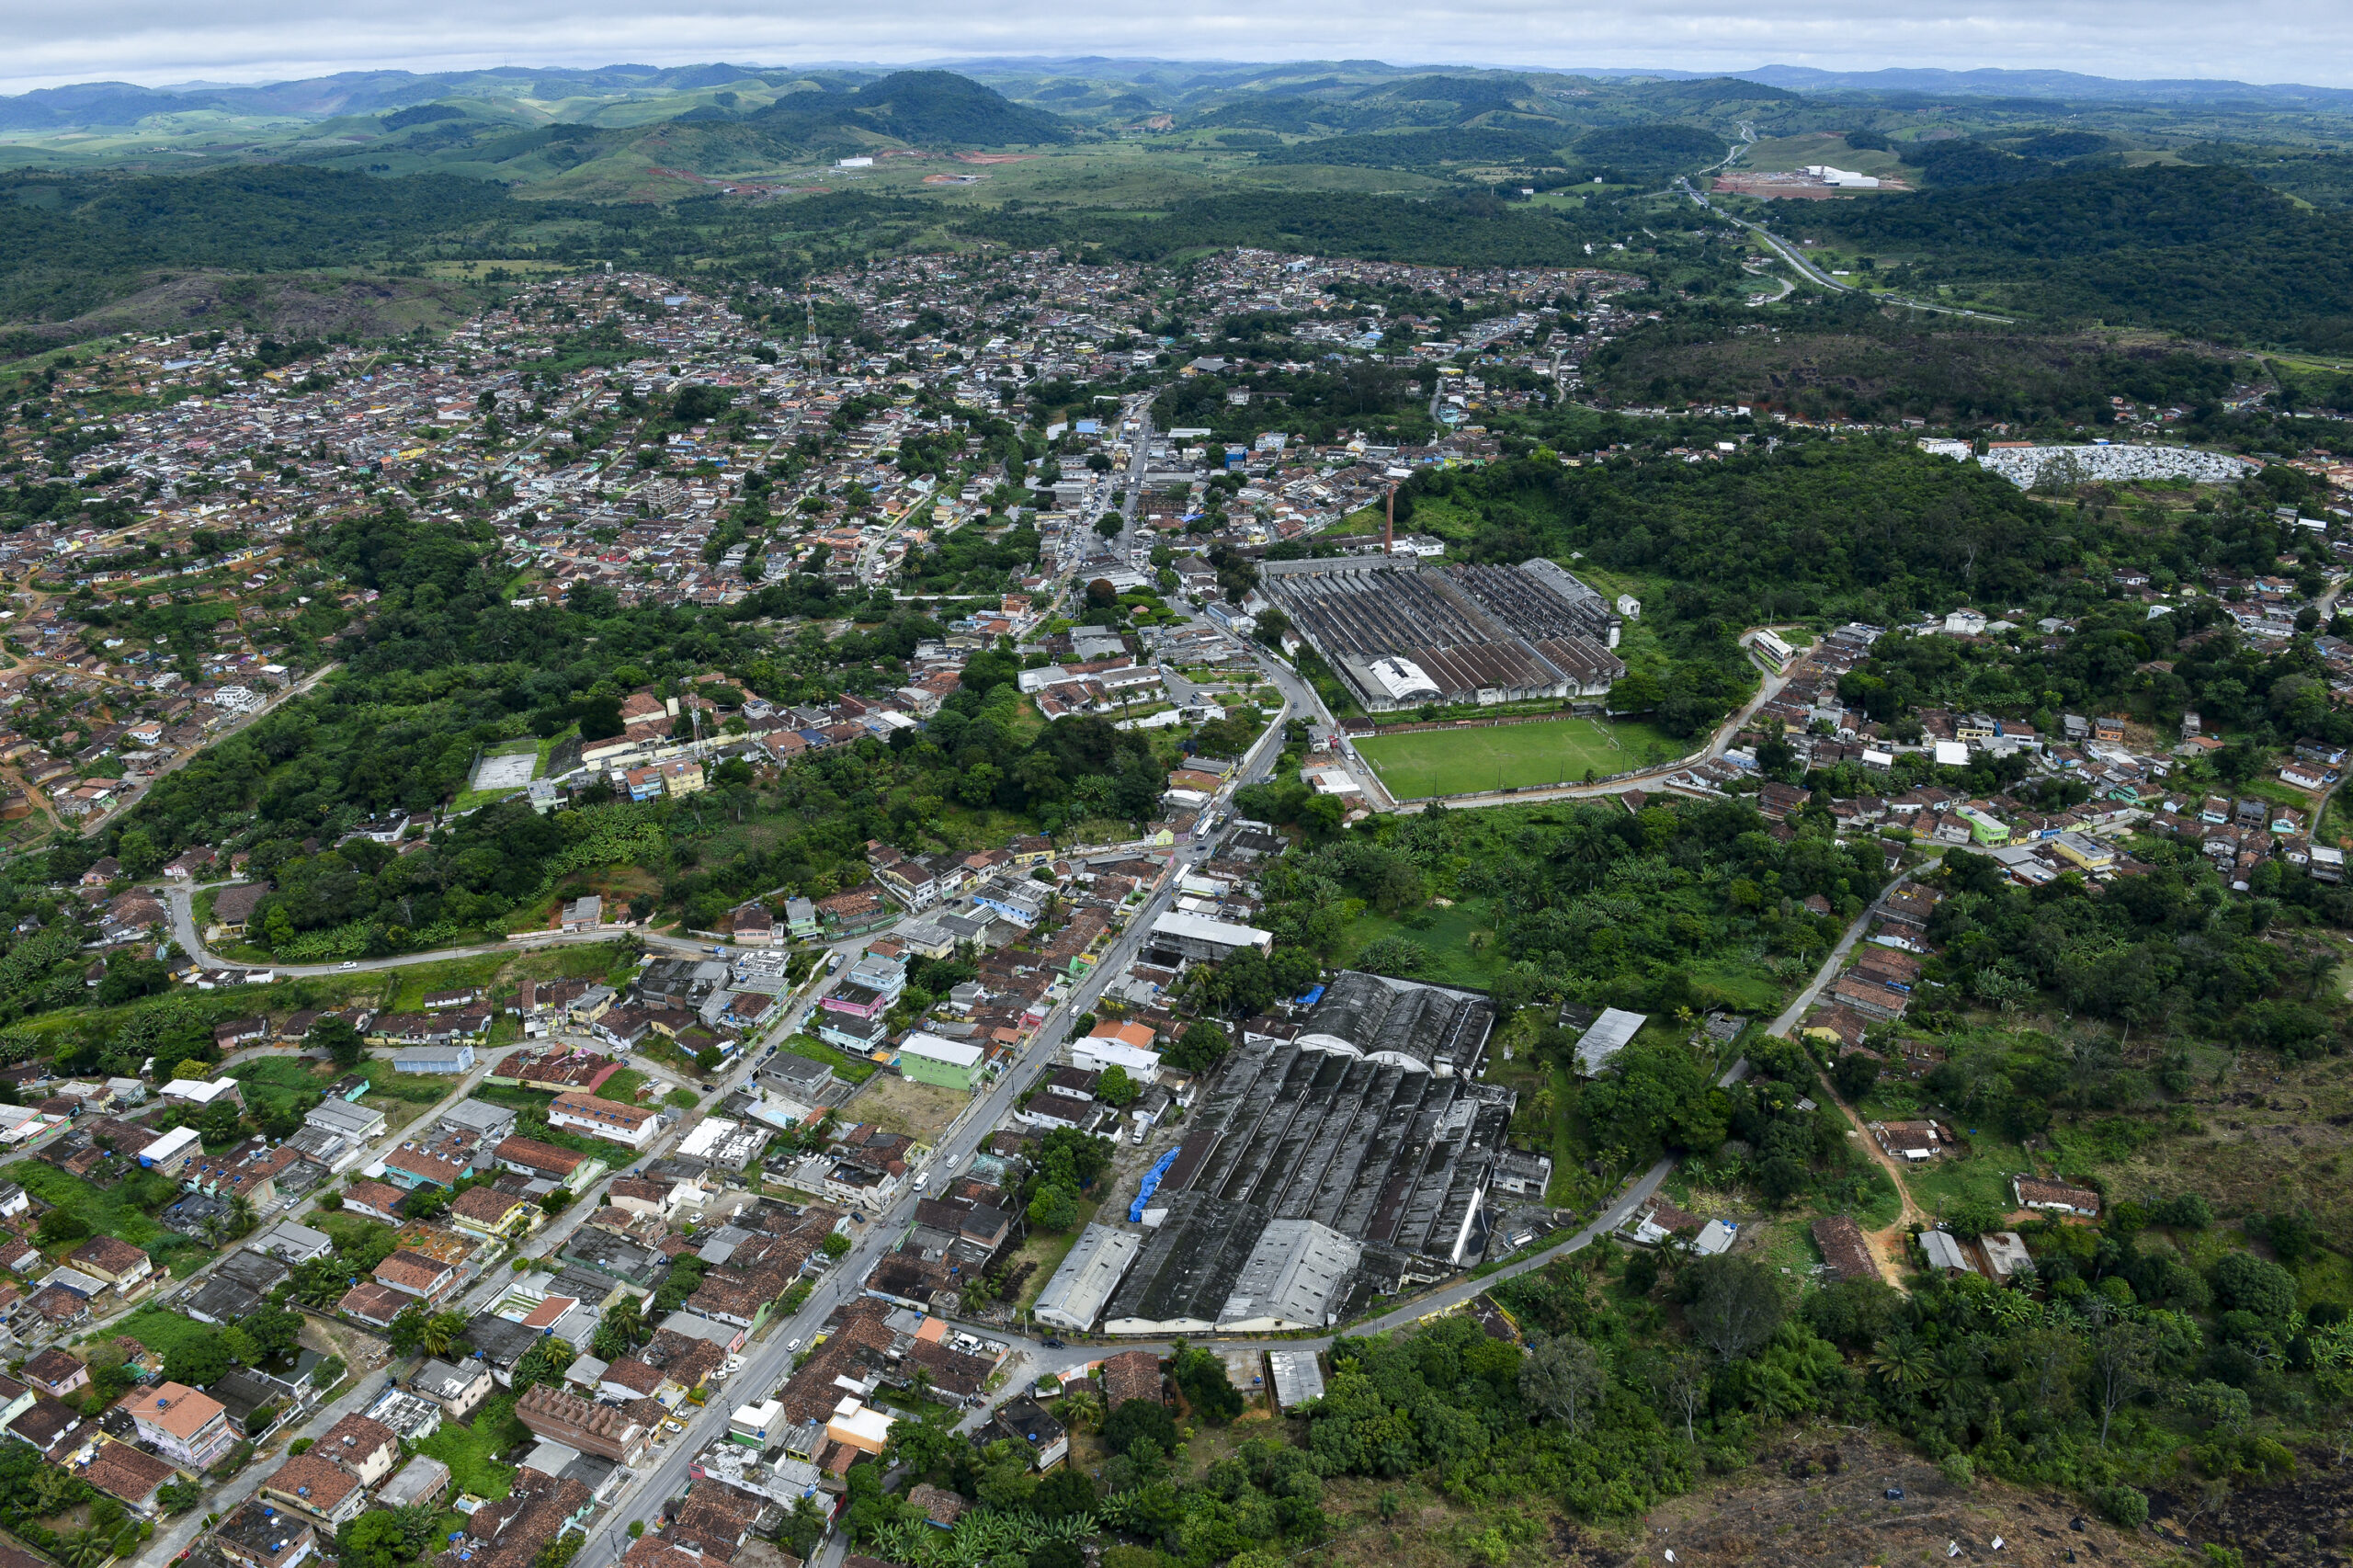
(1128, 1147, 1180, 1223)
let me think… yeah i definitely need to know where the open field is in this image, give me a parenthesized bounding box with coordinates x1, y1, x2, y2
(839, 1072, 967, 1145)
(1354, 715, 1681, 799)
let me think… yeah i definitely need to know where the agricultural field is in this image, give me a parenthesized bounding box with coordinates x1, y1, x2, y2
(1354, 715, 1683, 799)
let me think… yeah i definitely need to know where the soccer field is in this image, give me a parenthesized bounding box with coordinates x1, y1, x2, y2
(1353, 717, 1677, 799)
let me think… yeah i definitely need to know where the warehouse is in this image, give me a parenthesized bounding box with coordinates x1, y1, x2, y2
(1217, 1219, 1361, 1331)
(1030, 1222, 1144, 1333)
(1101, 1191, 1268, 1335)
(1259, 556, 1624, 713)
(1153, 971, 1511, 1275)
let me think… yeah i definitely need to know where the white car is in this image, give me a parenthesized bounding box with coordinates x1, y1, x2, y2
(339, 960, 358, 970)
(724, 1357, 744, 1374)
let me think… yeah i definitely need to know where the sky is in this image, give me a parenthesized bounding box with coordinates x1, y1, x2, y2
(3, 0, 2349, 95)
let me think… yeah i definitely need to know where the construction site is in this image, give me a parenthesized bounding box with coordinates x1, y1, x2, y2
(1260, 554, 1626, 712)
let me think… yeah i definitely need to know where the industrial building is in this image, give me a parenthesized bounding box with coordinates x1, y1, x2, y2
(1143, 971, 1512, 1283)
(1259, 556, 1624, 713)
(1030, 1222, 1145, 1333)
(1218, 1218, 1361, 1331)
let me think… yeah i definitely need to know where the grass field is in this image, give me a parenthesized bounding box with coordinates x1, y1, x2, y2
(1354, 716, 1683, 799)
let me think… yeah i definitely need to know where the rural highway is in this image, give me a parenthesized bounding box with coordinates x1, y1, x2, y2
(1673, 176, 2018, 324)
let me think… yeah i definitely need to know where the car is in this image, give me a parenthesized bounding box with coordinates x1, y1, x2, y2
(699, 1081, 716, 1092)
(707, 945, 726, 956)
(786, 1338, 802, 1353)
(339, 960, 358, 970)
(1043, 1337, 1066, 1348)
(665, 1419, 685, 1434)
(724, 1358, 744, 1373)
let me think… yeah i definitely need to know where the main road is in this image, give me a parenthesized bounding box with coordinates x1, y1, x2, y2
(568, 690, 1297, 1568)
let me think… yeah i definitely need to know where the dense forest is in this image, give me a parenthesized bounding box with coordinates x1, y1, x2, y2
(1799, 164, 2353, 351)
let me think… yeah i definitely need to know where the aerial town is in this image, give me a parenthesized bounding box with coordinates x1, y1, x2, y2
(0, 233, 2345, 1568)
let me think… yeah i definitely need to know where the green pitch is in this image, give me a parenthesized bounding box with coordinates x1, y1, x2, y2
(1353, 716, 1677, 799)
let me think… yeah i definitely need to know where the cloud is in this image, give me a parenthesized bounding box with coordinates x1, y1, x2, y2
(1, 0, 2349, 94)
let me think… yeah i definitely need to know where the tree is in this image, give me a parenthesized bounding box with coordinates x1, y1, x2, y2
(1095, 514, 1124, 540)
(1518, 1335, 1604, 1434)
(1685, 1255, 1785, 1364)
(1172, 1343, 1244, 1422)
(386, 1306, 428, 1358)
(37, 1207, 89, 1245)
(1103, 1395, 1177, 1459)
(420, 1310, 470, 1358)
(1643, 1347, 1710, 1443)
(1026, 1182, 1080, 1233)
(2089, 1316, 2157, 1448)
(307, 1015, 366, 1070)
(1095, 1064, 1140, 1108)
(163, 1331, 230, 1389)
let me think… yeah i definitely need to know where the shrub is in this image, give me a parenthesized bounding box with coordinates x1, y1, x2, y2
(2094, 1484, 2149, 1528)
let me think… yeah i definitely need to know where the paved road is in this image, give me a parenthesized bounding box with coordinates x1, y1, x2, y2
(80, 662, 343, 837)
(1677, 178, 2018, 324)
(570, 709, 1295, 1568)
(163, 881, 725, 976)
(1767, 866, 1917, 1039)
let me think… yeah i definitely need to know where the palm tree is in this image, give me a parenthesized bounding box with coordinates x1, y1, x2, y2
(419, 1310, 467, 1358)
(59, 1528, 110, 1568)
(1865, 1335, 1932, 1393)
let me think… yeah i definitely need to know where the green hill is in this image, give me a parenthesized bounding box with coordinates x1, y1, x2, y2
(750, 71, 1074, 147)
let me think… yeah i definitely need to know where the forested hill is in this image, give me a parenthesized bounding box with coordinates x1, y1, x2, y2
(0, 165, 513, 324)
(1800, 164, 2353, 350)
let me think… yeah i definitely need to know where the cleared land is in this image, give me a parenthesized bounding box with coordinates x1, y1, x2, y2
(1353, 716, 1678, 798)
(841, 1073, 968, 1144)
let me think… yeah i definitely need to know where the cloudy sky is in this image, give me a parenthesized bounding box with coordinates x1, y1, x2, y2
(4, 0, 2348, 94)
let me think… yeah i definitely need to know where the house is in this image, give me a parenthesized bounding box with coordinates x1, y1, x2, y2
(986, 1395, 1066, 1470)
(313, 1412, 401, 1486)
(392, 1043, 477, 1074)
(77, 1438, 178, 1516)
(449, 1187, 540, 1243)
(337, 1280, 415, 1329)
(247, 1221, 335, 1265)
(1809, 1215, 1877, 1284)
(563, 895, 604, 932)
(305, 1098, 387, 1143)
(548, 1093, 659, 1150)
(118, 1382, 237, 1471)
(495, 1136, 592, 1188)
(212, 1497, 320, 1568)
(64, 1235, 152, 1291)
(379, 1449, 451, 1506)
(374, 1250, 463, 1304)
(2013, 1176, 2102, 1216)
(19, 1348, 88, 1400)
(513, 1381, 649, 1466)
(259, 1451, 368, 1527)
(1098, 1349, 1163, 1410)
(413, 1358, 496, 1421)
(341, 1179, 411, 1224)
(378, 1453, 453, 1510)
